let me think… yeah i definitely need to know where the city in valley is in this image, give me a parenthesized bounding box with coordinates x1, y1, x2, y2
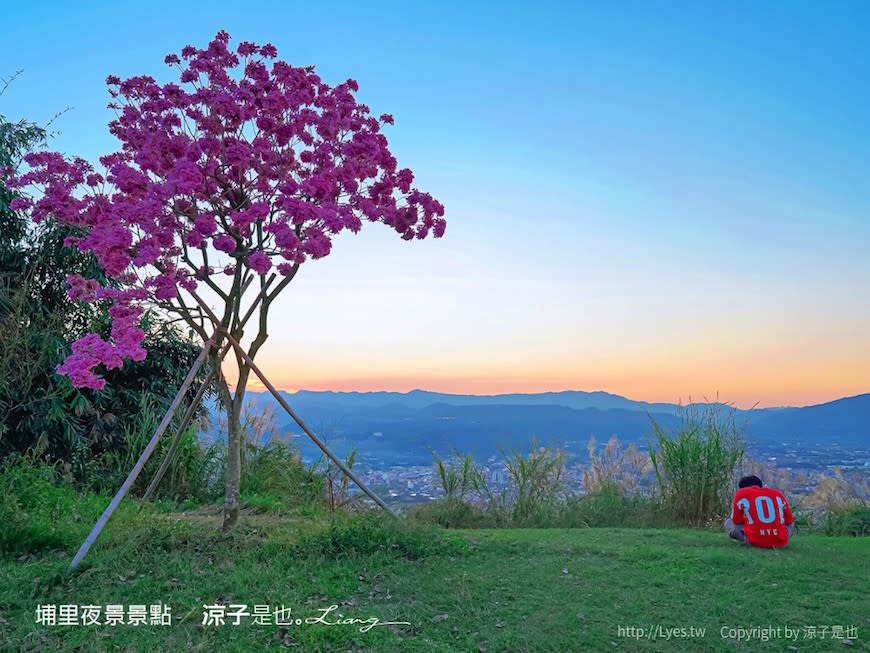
(345, 441, 870, 506)
(235, 389, 870, 507)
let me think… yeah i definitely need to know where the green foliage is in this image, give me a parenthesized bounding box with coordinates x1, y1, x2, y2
(823, 503, 870, 536)
(0, 453, 136, 553)
(648, 403, 746, 526)
(433, 447, 475, 505)
(557, 482, 664, 528)
(415, 442, 569, 528)
(208, 400, 329, 513)
(1, 227, 211, 479)
(415, 478, 664, 530)
(408, 496, 488, 529)
(1, 90, 213, 490)
(81, 396, 220, 503)
(0, 74, 48, 299)
(292, 511, 439, 560)
(500, 441, 567, 526)
(413, 448, 487, 527)
(317, 444, 364, 513)
(240, 439, 325, 510)
(416, 432, 867, 535)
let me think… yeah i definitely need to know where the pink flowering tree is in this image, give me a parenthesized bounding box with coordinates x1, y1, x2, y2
(10, 31, 445, 529)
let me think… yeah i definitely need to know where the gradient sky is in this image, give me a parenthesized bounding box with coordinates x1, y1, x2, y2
(2, 1, 868, 408)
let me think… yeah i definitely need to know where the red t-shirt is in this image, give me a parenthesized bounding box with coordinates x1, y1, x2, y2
(731, 486, 794, 548)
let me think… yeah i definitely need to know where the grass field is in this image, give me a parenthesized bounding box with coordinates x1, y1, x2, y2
(1, 509, 868, 652)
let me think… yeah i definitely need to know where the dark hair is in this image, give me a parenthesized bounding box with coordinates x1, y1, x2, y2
(738, 474, 763, 489)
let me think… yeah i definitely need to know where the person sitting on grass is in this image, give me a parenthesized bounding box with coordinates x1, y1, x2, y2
(724, 474, 796, 548)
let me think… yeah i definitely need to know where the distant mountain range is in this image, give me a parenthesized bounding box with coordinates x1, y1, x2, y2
(206, 390, 869, 465)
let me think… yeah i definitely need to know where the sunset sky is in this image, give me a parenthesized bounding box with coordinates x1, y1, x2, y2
(2, 2, 868, 408)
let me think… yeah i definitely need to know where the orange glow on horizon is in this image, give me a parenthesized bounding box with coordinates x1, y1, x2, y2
(246, 372, 866, 409)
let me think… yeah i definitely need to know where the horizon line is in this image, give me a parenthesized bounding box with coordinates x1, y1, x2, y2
(226, 385, 869, 410)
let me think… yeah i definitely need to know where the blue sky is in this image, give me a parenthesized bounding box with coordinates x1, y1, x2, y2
(2, 1, 868, 406)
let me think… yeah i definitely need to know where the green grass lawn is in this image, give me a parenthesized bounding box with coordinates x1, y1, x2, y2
(1, 511, 868, 652)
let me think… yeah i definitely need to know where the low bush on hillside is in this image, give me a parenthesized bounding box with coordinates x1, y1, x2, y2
(292, 511, 446, 560)
(0, 398, 338, 554)
(408, 497, 489, 528)
(241, 439, 324, 511)
(823, 503, 870, 536)
(416, 405, 748, 530)
(649, 402, 746, 526)
(81, 397, 220, 503)
(557, 481, 665, 528)
(412, 479, 666, 530)
(0, 454, 138, 553)
(502, 441, 567, 525)
(413, 443, 570, 528)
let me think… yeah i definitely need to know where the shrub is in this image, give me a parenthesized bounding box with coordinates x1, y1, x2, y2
(648, 402, 745, 526)
(0, 453, 134, 553)
(414, 443, 570, 528)
(238, 401, 327, 511)
(409, 449, 484, 527)
(407, 497, 488, 529)
(823, 503, 870, 536)
(83, 396, 219, 504)
(203, 399, 329, 514)
(292, 512, 440, 559)
(558, 481, 664, 528)
(241, 439, 324, 510)
(461, 441, 569, 527)
(434, 448, 475, 505)
(319, 446, 363, 513)
(500, 440, 567, 526)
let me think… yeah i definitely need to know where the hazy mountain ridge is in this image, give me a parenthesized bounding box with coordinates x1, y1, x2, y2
(213, 390, 868, 464)
(277, 389, 681, 415)
(747, 393, 870, 444)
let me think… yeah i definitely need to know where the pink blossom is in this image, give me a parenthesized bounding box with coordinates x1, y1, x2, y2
(9, 197, 31, 212)
(184, 230, 204, 247)
(301, 227, 331, 258)
(247, 250, 271, 274)
(153, 275, 178, 300)
(171, 159, 204, 194)
(237, 41, 258, 57)
(8, 30, 445, 389)
(66, 274, 100, 302)
(194, 213, 217, 235)
(396, 168, 413, 193)
(213, 234, 237, 253)
(270, 222, 300, 249)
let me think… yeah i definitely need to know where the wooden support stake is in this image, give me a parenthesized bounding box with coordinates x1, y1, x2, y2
(141, 275, 277, 504)
(186, 288, 398, 519)
(139, 365, 217, 505)
(231, 338, 399, 518)
(69, 340, 214, 570)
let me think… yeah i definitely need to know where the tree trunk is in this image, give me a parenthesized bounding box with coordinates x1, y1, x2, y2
(222, 395, 243, 530)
